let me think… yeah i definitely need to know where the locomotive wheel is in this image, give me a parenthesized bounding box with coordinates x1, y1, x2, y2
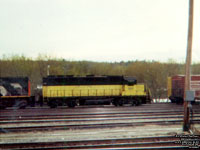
(79, 100, 85, 105)
(136, 99, 142, 106)
(118, 99, 123, 106)
(135, 101, 139, 106)
(17, 100, 27, 109)
(68, 100, 76, 108)
(113, 100, 119, 106)
(132, 100, 140, 106)
(132, 101, 136, 106)
(49, 101, 57, 108)
(132, 98, 141, 106)
(50, 104, 57, 108)
(113, 102, 118, 106)
(142, 98, 147, 104)
(58, 101, 63, 106)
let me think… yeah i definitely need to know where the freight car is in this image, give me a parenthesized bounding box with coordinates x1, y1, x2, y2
(42, 75, 151, 108)
(0, 77, 32, 109)
(167, 75, 200, 103)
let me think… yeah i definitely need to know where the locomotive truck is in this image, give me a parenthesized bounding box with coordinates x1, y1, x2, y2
(42, 75, 152, 108)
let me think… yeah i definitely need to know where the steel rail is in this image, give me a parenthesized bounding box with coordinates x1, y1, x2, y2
(1, 110, 200, 121)
(1, 119, 200, 133)
(0, 135, 190, 150)
(1, 109, 199, 117)
(1, 115, 200, 124)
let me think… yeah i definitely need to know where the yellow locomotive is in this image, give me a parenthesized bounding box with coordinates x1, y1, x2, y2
(42, 75, 151, 108)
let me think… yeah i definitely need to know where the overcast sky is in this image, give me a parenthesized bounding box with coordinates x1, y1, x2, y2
(0, 0, 199, 62)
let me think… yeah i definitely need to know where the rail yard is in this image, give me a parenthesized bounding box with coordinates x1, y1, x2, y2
(1, 103, 200, 149)
(1, 75, 200, 149)
(1, 0, 200, 149)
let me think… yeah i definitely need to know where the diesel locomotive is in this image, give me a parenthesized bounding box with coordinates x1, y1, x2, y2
(42, 75, 151, 108)
(0, 75, 151, 109)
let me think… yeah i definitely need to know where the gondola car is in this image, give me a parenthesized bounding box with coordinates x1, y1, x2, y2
(42, 75, 151, 108)
(167, 75, 200, 103)
(0, 77, 31, 109)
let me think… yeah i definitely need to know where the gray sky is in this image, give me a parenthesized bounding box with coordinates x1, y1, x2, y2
(0, 0, 199, 62)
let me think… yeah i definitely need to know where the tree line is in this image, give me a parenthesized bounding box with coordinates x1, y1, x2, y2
(0, 55, 200, 98)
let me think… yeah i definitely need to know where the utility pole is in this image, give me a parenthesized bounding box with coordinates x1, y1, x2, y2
(47, 65, 50, 76)
(183, 0, 194, 131)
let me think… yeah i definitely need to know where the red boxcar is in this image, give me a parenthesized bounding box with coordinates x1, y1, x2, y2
(168, 75, 200, 103)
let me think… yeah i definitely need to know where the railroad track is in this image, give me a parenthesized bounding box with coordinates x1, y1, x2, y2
(1, 102, 199, 110)
(1, 114, 200, 124)
(1, 135, 195, 150)
(1, 106, 200, 132)
(1, 110, 200, 124)
(1, 119, 200, 133)
(1, 103, 200, 150)
(1, 106, 198, 114)
(1, 108, 200, 117)
(1, 104, 199, 117)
